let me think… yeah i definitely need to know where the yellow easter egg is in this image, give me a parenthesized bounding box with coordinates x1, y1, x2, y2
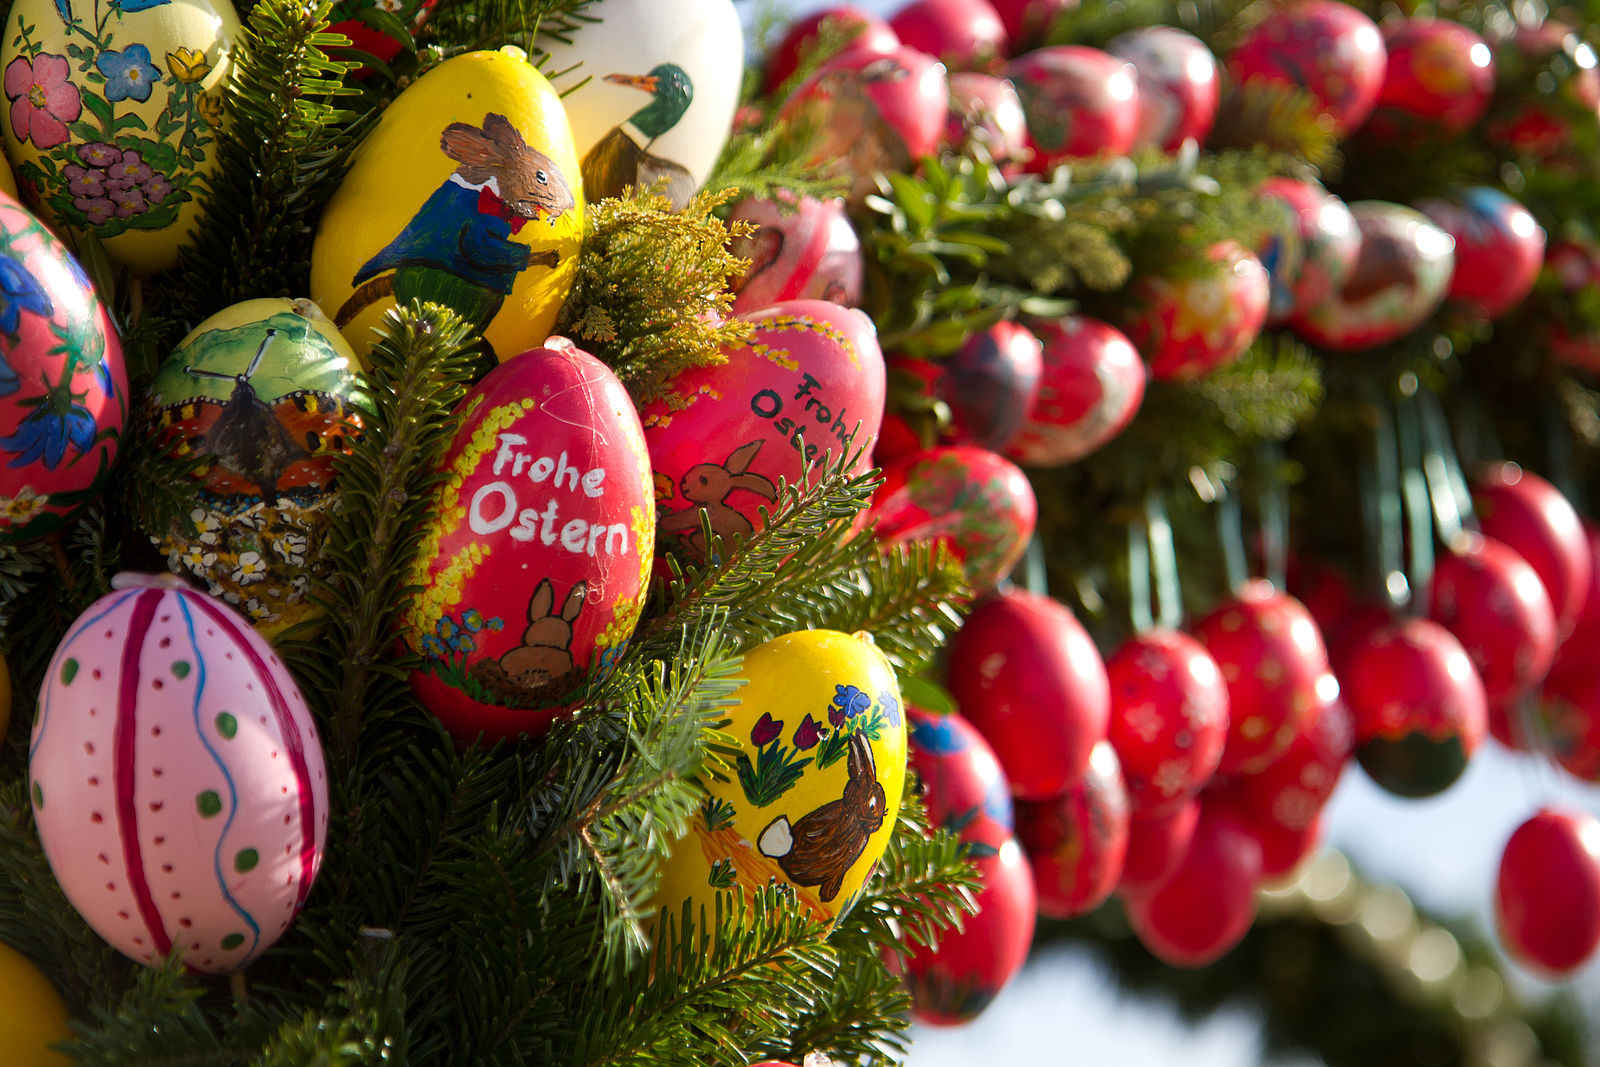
(311, 47, 584, 363)
(0, 156, 15, 198)
(0, 940, 72, 1067)
(0, 0, 239, 274)
(654, 629, 907, 932)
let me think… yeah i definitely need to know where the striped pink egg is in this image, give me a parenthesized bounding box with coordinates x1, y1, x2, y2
(29, 573, 327, 974)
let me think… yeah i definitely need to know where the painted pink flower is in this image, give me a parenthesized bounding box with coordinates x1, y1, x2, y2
(4, 54, 81, 149)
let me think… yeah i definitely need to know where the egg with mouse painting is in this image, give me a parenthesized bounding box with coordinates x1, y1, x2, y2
(650, 629, 907, 931)
(311, 47, 583, 362)
(399, 340, 654, 743)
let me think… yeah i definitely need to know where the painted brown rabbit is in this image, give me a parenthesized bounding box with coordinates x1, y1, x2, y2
(471, 578, 585, 702)
(757, 732, 886, 902)
(338, 112, 577, 329)
(658, 440, 778, 557)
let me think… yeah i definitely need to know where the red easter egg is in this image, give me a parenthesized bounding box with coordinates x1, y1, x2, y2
(945, 72, 1030, 169)
(0, 191, 126, 543)
(1124, 801, 1262, 967)
(1548, 519, 1600, 688)
(1014, 740, 1131, 918)
(1291, 201, 1455, 351)
(1226, 0, 1387, 136)
(1286, 555, 1361, 648)
(871, 445, 1037, 593)
(1119, 796, 1199, 897)
(902, 839, 1036, 1025)
(1537, 669, 1600, 781)
(1239, 807, 1324, 881)
(328, 0, 438, 71)
(1474, 463, 1592, 640)
(727, 195, 863, 315)
(764, 7, 901, 94)
(907, 705, 1015, 852)
(781, 46, 950, 202)
(1366, 18, 1494, 137)
(1544, 240, 1600, 374)
(945, 588, 1111, 800)
(1342, 617, 1486, 798)
(1496, 808, 1600, 976)
(882, 320, 1043, 458)
(986, 0, 1072, 52)
(1005, 316, 1144, 468)
(1214, 687, 1352, 838)
(1417, 188, 1545, 321)
(889, 0, 1009, 71)
(1007, 46, 1141, 172)
(400, 342, 655, 742)
(1192, 579, 1332, 775)
(1107, 26, 1221, 151)
(1124, 240, 1270, 381)
(1104, 628, 1229, 815)
(1429, 534, 1557, 704)
(1255, 177, 1360, 326)
(642, 300, 885, 561)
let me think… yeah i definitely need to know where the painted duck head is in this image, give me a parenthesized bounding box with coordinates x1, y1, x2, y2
(606, 63, 694, 141)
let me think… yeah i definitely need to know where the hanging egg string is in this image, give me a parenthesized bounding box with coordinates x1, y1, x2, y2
(1394, 376, 1435, 613)
(1415, 384, 1477, 551)
(1125, 490, 1184, 635)
(1020, 530, 1050, 599)
(1254, 440, 1289, 593)
(1359, 392, 1409, 611)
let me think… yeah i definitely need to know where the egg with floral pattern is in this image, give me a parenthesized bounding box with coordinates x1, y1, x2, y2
(1123, 240, 1270, 381)
(0, 0, 239, 273)
(652, 629, 907, 930)
(0, 190, 125, 544)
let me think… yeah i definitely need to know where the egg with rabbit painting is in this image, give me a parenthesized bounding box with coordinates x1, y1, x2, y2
(651, 629, 907, 931)
(399, 340, 654, 743)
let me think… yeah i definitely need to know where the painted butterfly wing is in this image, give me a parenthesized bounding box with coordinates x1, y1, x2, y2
(153, 390, 365, 500)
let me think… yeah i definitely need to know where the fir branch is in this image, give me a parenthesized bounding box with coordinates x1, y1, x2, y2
(237, 942, 410, 1067)
(800, 539, 970, 676)
(281, 301, 479, 760)
(428, 0, 599, 56)
(56, 958, 225, 1066)
(555, 186, 755, 405)
(154, 0, 369, 329)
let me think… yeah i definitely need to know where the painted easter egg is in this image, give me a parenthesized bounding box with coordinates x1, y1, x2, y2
(1474, 462, 1592, 640)
(1496, 808, 1600, 976)
(29, 572, 329, 974)
(780, 45, 948, 204)
(870, 445, 1036, 594)
(0, 941, 70, 1067)
(1118, 796, 1198, 898)
(1104, 628, 1229, 816)
(399, 341, 653, 742)
(944, 72, 1028, 169)
(1005, 315, 1144, 468)
(537, 0, 742, 210)
(907, 704, 1014, 853)
(880, 321, 1043, 461)
(1364, 18, 1494, 140)
(1124, 240, 1270, 381)
(1225, 0, 1386, 136)
(641, 300, 884, 563)
(0, 190, 126, 544)
(763, 6, 900, 95)
(1014, 740, 1131, 919)
(1254, 178, 1359, 326)
(987, 0, 1070, 53)
(1123, 800, 1262, 967)
(143, 298, 364, 638)
(0, 0, 238, 273)
(1417, 187, 1545, 322)
(652, 629, 906, 928)
(328, 0, 438, 71)
(1291, 201, 1454, 352)
(0, 155, 14, 198)
(1108, 26, 1220, 152)
(311, 48, 583, 362)
(1008, 46, 1140, 172)
(726, 194, 862, 315)
(888, 0, 1009, 72)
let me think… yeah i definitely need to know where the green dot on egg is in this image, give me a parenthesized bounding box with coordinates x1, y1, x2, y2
(215, 713, 237, 739)
(60, 658, 78, 685)
(196, 790, 222, 817)
(172, 661, 191, 679)
(221, 933, 244, 951)
(234, 848, 259, 873)
(31, 782, 42, 809)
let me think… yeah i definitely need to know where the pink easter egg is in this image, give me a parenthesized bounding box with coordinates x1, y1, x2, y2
(1005, 315, 1145, 467)
(642, 300, 886, 561)
(1008, 46, 1141, 171)
(763, 7, 901, 95)
(1108, 25, 1220, 151)
(1226, 0, 1387, 136)
(726, 194, 863, 314)
(0, 190, 127, 543)
(944, 72, 1030, 169)
(1124, 240, 1270, 381)
(400, 341, 655, 742)
(29, 573, 328, 974)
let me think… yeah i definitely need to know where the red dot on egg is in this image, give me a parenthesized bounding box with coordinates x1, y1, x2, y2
(151, 727, 161, 737)
(283, 815, 291, 825)
(160, 615, 170, 623)
(227, 652, 235, 660)
(151, 679, 163, 691)
(148, 801, 164, 812)
(152, 768, 163, 777)
(88, 776, 99, 786)
(179, 918, 192, 928)
(190, 942, 200, 951)
(153, 836, 166, 845)
(105, 882, 114, 891)
(132, 937, 143, 946)
(97, 852, 108, 864)
(202, 958, 212, 966)
(103, 629, 112, 638)
(90, 812, 103, 823)
(82, 741, 93, 755)
(117, 911, 129, 920)
(170, 892, 180, 900)
(159, 636, 170, 648)
(161, 864, 173, 873)
(91, 669, 101, 679)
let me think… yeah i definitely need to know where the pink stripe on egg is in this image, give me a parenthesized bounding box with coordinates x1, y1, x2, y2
(116, 588, 173, 958)
(190, 597, 319, 907)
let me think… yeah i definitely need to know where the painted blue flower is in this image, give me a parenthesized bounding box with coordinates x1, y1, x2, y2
(909, 714, 967, 756)
(487, 617, 505, 632)
(454, 633, 475, 654)
(419, 634, 447, 658)
(0, 256, 53, 338)
(462, 609, 486, 632)
(877, 688, 901, 727)
(829, 684, 871, 727)
(1, 400, 96, 469)
(983, 779, 1014, 833)
(435, 616, 458, 640)
(96, 44, 160, 104)
(109, 0, 171, 14)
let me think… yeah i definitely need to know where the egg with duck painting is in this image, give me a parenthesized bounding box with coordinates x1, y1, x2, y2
(311, 47, 583, 363)
(650, 629, 907, 931)
(535, 0, 743, 209)
(0, 190, 126, 545)
(399, 340, 654, 743)
(0, 0, 239, 273)
(143, 298, 364, 639)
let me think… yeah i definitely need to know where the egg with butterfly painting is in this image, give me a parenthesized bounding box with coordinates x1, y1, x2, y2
(143, 298, 366, 640)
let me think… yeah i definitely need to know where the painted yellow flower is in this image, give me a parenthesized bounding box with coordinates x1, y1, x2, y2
(197, 90, 225, 128)
(166, 47, 211, 83)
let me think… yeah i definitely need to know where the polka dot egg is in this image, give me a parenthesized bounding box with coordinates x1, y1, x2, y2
(29, 572, 328, 974)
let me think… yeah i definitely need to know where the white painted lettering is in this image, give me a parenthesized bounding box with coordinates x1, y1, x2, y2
(469, 482, 517, 534)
